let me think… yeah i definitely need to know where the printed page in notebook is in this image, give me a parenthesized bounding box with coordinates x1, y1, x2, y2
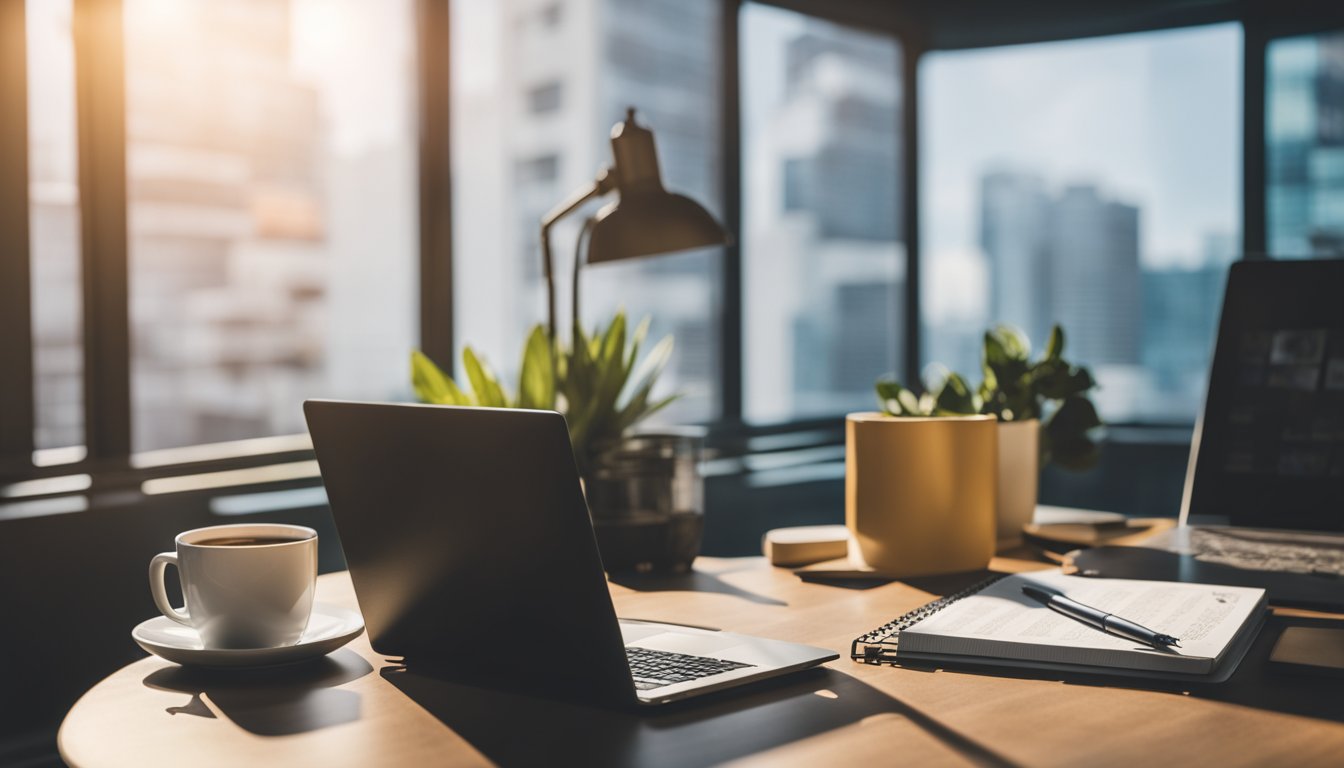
(899, 570, 1266, 675)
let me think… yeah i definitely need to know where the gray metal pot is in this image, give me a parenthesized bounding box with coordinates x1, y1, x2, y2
(584, 431, 704, 573)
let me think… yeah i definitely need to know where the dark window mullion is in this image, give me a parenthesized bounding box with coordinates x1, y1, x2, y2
(417, 0, 455, 373)
(72, 0, 131, 461)
(0, 0, 36, 470)
(721, 0, 744, 423)
(902, 32, 923, 387)
(1243, 18, 1268, 258)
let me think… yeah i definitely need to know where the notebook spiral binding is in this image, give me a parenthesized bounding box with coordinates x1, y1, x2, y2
(850, 574, 1008, 665)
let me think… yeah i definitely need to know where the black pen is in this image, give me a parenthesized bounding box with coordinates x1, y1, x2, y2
(1022, 585, 1181, 649)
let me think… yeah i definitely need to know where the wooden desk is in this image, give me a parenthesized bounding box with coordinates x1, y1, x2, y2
(59, 557, 1344, 767)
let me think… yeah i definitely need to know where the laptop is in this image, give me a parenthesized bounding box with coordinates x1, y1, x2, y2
(304, 400, 837, 707)
(1077, 259, 1344, 608)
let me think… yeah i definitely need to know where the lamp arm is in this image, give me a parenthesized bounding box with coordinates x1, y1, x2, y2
(572, 216, 597, 338)
(540, 168, 615, 341)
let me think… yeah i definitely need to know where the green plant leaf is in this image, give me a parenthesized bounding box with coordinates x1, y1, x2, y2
(516, 324, 555, 410)
(639, 393, 680, 422)
(1045, 324, 1065, 361)
(409, 310, 681, 470)
(984, 325, 1029, 367)
(411, 350, 471, 405)
(876, 377, 909, 415)
(1042, 395, 1102, 468)
(902, 390, 923, 415)
(622, 335, 673, 408)
(462, 346, 509, 407)
(562, 322, 601, 453)
(626, 316, 651, 376)
(1034, 360, 1096, 400)
(933, 372, 978, 415)
(1047, 395, 1102, 435)
(595, 312, 629, 421)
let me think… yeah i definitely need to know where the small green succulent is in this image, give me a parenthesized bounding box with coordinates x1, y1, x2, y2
(876, 324, 1102, 470)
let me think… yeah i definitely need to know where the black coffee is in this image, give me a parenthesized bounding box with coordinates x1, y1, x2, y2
(195, 536, 304, 547)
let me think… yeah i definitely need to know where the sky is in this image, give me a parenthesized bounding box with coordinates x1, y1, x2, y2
(921, 24, 1243, 321)
(290, 0, 415, 155)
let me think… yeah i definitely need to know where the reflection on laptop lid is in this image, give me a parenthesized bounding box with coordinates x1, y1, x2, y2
(1181, 258, 1344, 533)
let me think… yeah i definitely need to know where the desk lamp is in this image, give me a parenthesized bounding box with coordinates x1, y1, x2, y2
(539, 107, 729, 340)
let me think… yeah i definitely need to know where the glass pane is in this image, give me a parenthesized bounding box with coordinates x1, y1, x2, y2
(123, 0, 419, 451)
(921, 25, 1241, 424)
(1267, 29, 1344, 258)
(450, 0, 723, 424)
(27, 0, 85, 452)
(741, 3, 904, 424)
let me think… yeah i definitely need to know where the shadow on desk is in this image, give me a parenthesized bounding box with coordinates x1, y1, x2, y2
(609, 569, 787, 607)
(141, 649, 373, 736)
(381, 665, 1015, 768)
(798, 566, 1009, 593)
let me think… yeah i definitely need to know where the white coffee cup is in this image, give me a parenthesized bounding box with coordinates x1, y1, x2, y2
(149, 523, 318, 649)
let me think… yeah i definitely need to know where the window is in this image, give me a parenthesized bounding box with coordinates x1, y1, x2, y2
(451, 0, 723, 423)
(526, 80, 563, 114)
(1267, 29, 1344, 258)
(516, 154, 560, 184)
(10, 0, 1344, 506)
(740, 3, 904, 424)
(121, 0, 419, 451)
(26, 0, 84, 453)
(539, 2, 561, 29)
(921, 25, 1242, 424)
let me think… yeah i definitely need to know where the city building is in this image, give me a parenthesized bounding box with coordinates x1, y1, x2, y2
(743, 21, 903, 420)
(977, 173, 1141, 367)
(981, 170, 1051, 351)
(1268, 32, 1344, 257)
(473, 0, 723, 420)
(1048, 184, 1141, 367)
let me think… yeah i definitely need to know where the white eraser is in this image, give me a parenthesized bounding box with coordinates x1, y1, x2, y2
(763, 525, 850, 567)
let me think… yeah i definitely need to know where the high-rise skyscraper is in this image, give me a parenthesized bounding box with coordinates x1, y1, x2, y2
(1140, 231, 1233, 417)
(981, 171, 1050, 348)
(977, 175, 1141, 366)
(124, 0, 327, 449)
(1267, 32, 1344, 257)
(118, 0, 417, 450)
(743, 18, 904, 419)
(1048, 184, 1141, 366)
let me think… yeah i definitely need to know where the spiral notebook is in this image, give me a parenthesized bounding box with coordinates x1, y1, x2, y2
(852, 571, 1268, 682)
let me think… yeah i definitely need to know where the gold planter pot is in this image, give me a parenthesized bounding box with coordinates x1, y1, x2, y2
(845, 413, 997, 577)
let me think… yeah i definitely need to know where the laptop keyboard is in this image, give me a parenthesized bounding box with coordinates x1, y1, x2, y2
(1189, 528, 1344, 576)
(625, 646, 754, 691)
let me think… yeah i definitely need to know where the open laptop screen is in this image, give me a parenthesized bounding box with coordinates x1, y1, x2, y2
(1186, 259, 1344, 531)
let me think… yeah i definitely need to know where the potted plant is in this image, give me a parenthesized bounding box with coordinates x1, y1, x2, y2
(874, 324, 1102, 544)
(410, 311, 703, 573)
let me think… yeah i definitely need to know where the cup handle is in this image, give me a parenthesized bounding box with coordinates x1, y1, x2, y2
(149, 552, 191, 626)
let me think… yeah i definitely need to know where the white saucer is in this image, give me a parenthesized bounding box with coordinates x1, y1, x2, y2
(132, 603, 365, 668)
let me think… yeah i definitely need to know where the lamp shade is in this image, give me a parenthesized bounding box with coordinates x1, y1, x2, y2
(586, 108, 729, 264)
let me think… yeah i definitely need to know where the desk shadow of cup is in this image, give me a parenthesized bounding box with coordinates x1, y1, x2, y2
(846, 413, 997, 578)
(141, 649, 372, 737)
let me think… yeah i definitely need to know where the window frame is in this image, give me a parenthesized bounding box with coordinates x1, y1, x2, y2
(1, 0, 454, 495)
(4, 0, 1344, 502)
